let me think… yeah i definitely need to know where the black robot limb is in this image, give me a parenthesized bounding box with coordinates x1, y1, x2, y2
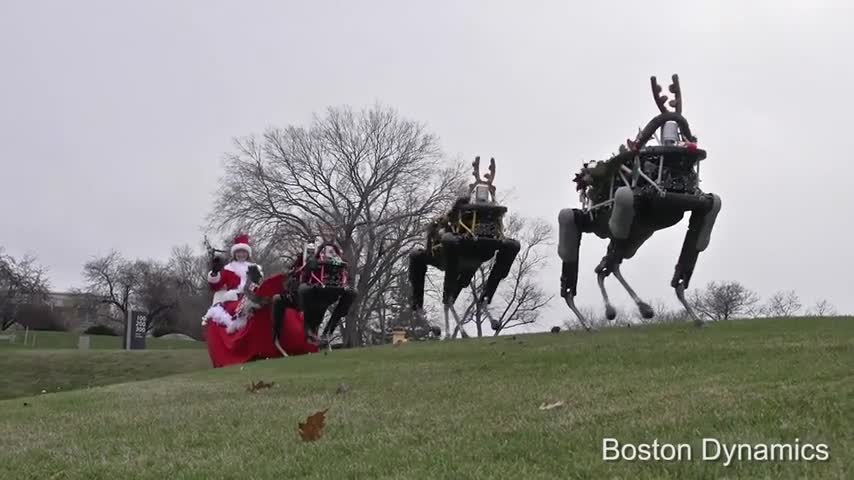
(297, 285, 334, 337)
(473, 239, 521, 331)
(596, 186, 657, 321)
(557, 207, 594, 331)
(408, 247, 430, 311)
(440, 233, 462, 305)
(447, 267, 479, 307)
(478, 239, 521, 305)
(271, 295, 290, 357)
(671, 192, 722, 326)
(322, 288, 356, 338)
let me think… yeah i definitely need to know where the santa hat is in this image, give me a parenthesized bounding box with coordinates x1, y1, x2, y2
(231, 233, 252, 257)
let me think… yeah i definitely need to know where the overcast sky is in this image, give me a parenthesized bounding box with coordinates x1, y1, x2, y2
(2, 0, 852, 328)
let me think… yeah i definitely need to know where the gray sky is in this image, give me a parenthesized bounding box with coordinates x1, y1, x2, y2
(2, 0, 852, 326)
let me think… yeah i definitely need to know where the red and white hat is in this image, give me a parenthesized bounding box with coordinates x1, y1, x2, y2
(231, 233, 252, 257)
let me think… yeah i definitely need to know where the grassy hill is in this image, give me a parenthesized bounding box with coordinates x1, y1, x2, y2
(0, 330, 205, 350)
(1, 317, 852, 479)
(0, 331, 207, 400)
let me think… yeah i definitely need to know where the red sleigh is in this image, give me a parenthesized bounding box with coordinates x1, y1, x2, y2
(203, 272, 319, 368)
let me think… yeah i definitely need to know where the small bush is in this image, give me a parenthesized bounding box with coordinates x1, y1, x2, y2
(17, 304, 68, 331)
(152, 323, 187, 338)
(83, 324, 118, 336)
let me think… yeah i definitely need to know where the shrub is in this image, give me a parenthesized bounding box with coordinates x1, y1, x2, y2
(83, 324, 118, 336)
(17, 304, 68, 331)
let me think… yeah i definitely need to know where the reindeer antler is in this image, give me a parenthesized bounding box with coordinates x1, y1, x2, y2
(650, 76, 668, 113)
(668, 74, 682, 113)
(484, 158, 496, 185)
(471, 156, 481, 182)
(650, 74, 683, 114)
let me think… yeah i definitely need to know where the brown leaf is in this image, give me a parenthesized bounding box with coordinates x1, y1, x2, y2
(247, 380, 274, 393)
(298, 408, 329, 441)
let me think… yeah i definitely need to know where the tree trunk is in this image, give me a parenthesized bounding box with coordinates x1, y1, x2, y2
(475, 308, 483, 337)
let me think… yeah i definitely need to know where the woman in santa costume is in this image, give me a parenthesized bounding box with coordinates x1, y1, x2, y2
(202, 233, 264, 333)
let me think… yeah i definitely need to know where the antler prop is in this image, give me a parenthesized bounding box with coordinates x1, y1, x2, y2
(485, 158, 496, 186)
(471, 156, 481, 183)
(650, 74, 683, 114)
(469, 155, 497, 199)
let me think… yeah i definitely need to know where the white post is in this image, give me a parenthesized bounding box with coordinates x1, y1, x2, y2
(125, 309, 131, 350)
(24, 326, 29, 346)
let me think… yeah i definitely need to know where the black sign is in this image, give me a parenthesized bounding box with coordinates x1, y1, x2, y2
(124, 310, 147, 350)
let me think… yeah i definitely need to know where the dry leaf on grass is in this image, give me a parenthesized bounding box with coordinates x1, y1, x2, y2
(246, 380, 274, 393)
(539, 401, 565, 411)
(298, 408, 329, 441)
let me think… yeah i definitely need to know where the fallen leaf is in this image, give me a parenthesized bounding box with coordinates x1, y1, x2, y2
(247, 380, 274, 393)
(539, 401, 565, 411)
(298, 408, 329, 441)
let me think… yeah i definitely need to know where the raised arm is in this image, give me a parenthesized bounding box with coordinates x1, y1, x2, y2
(207, 256, 225, 291)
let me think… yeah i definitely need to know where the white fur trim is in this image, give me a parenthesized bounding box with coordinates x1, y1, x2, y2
(231, 243, 251, 256)
(227, 316, 247, 334)
(212, 289, 240, 305)
(224, 261, 262, 292)
(208, 271, 221, 283)
(203, 305, 234, 329)
(201, 304, 252, 334)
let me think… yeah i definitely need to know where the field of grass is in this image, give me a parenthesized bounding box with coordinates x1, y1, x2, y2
(1, 317, 852, 479)
(0, 330, 205, 350)
(0, 331, 208, 400)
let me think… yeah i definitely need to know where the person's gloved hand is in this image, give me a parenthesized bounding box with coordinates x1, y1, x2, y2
(210, 255, 224, 273)
(247, 265, 262, 284)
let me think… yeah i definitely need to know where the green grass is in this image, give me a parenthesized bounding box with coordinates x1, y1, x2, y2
(1, 317, 852, 479)
(0, 330, 205, 350)
(0, 331, 207, 400)
(0, 349, 210, 401)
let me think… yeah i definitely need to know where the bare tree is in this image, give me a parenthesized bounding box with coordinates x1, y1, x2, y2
(688, 280, 761, 321)
(764, 290, 802, 317)
(0, 249, 51, 330)
(450, 215, 554, 336)
(158, 244, 212, 339)
(134, 260, 181, 331)
(81, 252, 178, 332)
(209, 104, 462, 347)
(806, 298, 837, 317)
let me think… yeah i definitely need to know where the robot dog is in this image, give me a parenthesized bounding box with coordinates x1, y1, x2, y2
(281, 233, 357, 347)
(408, 157, 521, 338)
(558, 74, 722, 329)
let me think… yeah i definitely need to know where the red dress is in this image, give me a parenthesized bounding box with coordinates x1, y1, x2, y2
(203, 272, 319, 367)
(202, 260, 262, 333)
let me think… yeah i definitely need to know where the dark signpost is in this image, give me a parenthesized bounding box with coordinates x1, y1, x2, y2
(124, 310, 147, 350)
